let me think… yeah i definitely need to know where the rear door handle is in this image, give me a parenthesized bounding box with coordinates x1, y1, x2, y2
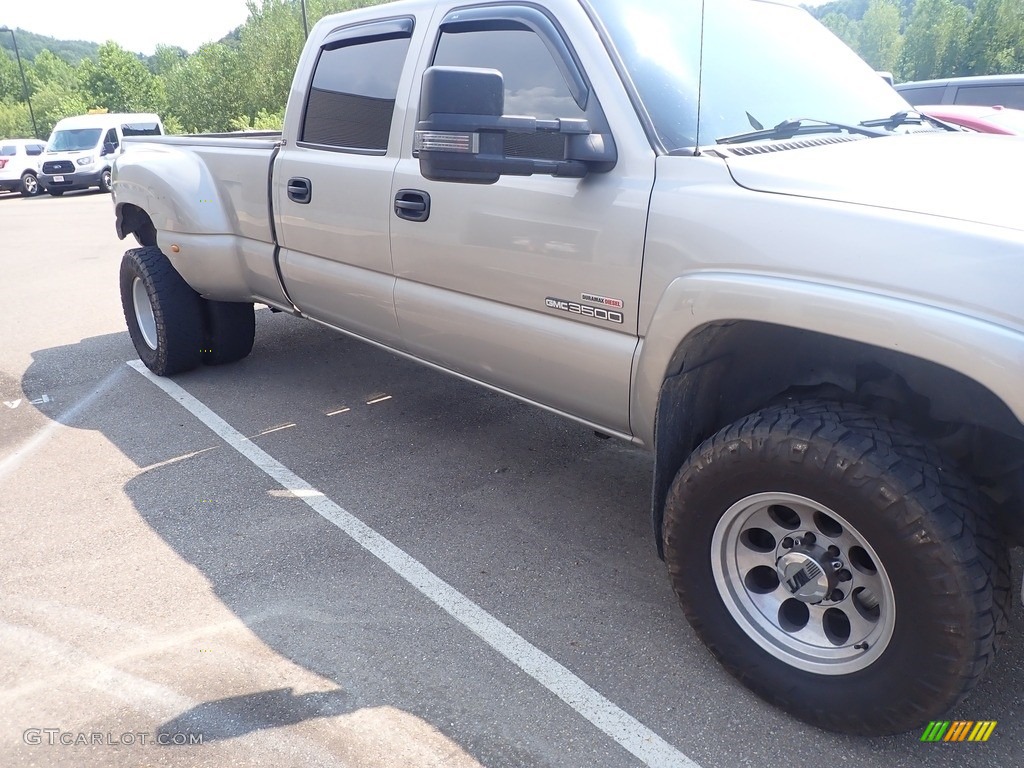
(394, 189, 430, 222)
(287, 177, 311, 204)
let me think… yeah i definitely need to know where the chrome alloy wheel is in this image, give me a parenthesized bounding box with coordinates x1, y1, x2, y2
(711, 492, 896, 674)
(132, 277, 158, 350)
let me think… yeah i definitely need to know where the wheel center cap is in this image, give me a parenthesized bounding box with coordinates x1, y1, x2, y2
(777, 551, 831, 603)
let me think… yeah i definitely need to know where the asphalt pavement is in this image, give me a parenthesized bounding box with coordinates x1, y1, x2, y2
(0, 188, 1021, 767)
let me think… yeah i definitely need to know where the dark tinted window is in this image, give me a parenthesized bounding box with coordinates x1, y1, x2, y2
(302, 35, 411, 151)
(953, 84, 1024, 110)
(105, 128, 120, 148)
(895, 85, 948, 105)
(122, 122, 162, 137)
(26, 144, 44, 155)
(433, 28, 584, 159)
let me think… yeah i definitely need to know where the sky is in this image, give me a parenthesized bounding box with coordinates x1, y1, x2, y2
(2, 0, 254, 56)
(3, 0, 836, 56)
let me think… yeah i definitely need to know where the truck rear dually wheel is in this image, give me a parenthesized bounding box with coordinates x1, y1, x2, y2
(120, 246, 204, 375)
(663, 400, 1010, 735)
(201, 300, 255, 366)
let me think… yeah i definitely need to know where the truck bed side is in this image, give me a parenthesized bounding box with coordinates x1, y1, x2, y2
(113, 133, 287, 307)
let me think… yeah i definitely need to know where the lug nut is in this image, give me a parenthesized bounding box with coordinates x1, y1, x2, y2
(803, 532, 816, 545)
(782, 537, 794, 549)
(830, 589, 844, 602)
(838, 569, 853, 583)
(827, 545, 840, 557)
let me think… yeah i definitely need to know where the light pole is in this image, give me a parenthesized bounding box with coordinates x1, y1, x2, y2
(300, 0, 309, 39)
(0, 26, 38, 139)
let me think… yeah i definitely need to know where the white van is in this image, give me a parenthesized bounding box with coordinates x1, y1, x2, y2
(39, 113, 163, 196)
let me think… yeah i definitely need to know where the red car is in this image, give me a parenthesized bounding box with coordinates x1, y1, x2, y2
(918, 104, 1024, 134)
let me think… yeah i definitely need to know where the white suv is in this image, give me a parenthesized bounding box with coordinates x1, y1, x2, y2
(0, 139, 46, 197)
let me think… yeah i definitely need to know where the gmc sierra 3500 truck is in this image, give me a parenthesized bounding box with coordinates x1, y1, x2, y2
(110, 0, 1024, 736)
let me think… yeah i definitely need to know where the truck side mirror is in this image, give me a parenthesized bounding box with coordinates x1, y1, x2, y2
(415, 66, 615, 184)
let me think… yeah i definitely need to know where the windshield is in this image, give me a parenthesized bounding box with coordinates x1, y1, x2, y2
(587, 0, 911, 151)
(48, 128, 103, 152)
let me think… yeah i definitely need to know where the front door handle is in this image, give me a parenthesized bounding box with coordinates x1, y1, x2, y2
(394, 189, 430, 222)
(287, 177, 312, 204)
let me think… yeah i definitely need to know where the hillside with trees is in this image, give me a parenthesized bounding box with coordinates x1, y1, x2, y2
(809, 0, 1024, 80)
(2, 0, 1023, 140)
(1, 0, 385, 138)
(0, 29, 101, 66)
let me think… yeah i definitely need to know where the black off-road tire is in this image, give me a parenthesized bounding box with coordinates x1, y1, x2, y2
(120, 246, 204, 375)
(663, 400, 1010, 736)
(201, 300, 255, 366)
(20, 172, 40, 197)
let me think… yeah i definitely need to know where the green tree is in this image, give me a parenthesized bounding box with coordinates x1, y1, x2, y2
(0, 28, 100, 65)
(0, 52, 24, 105)
(820, 11, 862, 51)
(150, 44, 187, 76)
(27, 50, 78, 94)
(236, 0, 389, 120)
(79, 42, 162, 113)
(31, 85, 90, 137)
(162, 43, 247, 132)
(811, 0, 872, 21)
(859, 0, 904, 73)
(899, 0, 970, 79)
(231, 107, 285, 131)
(237, 0, 308, 118)
(0, 102, 33, 138)
(980, 0, 1024, 73)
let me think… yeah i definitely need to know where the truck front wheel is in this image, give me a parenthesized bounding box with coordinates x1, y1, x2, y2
(120, 246, 204, 375)
(663, 400, 1009, 736)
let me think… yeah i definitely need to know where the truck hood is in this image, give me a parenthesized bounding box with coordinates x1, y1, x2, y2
(724, 133, 1024, 232)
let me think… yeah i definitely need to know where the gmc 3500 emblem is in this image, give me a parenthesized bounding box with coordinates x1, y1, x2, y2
(545, 297, 624, 324)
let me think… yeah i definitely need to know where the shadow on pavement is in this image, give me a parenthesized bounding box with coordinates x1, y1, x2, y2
(15, 312, 1024, 767)
(157, 687, 352, 743)
(15, 313, 658, 766)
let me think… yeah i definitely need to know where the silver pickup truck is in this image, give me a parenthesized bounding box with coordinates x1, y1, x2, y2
(111, 0, 1024, 736)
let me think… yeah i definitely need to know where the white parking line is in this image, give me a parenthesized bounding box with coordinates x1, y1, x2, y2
(127, 360, 702, 768)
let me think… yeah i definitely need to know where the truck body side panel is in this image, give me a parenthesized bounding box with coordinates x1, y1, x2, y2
(388, 0, 655, 434)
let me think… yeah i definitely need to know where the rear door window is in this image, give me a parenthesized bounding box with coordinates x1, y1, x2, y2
(895, 85, 948, 105)
(953, 84, 1024, 109)
(301, 29, 413, 152)
(121, 122, 162, 137)
(0, 145, 15, 156)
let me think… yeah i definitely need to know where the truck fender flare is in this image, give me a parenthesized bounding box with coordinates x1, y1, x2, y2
(636, 273, 1024, 554)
